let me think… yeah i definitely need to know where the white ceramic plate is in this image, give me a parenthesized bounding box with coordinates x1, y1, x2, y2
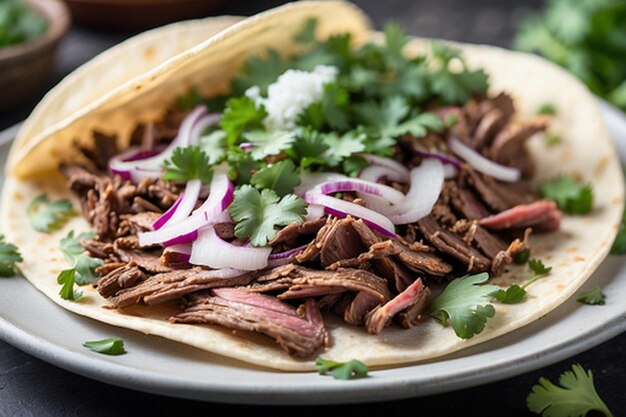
(0, 102, 625, 405)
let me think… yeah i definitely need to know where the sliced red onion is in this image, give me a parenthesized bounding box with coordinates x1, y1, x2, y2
(138, 173, 234, 247)
(107, 106, 220, 182)
(152, 179, 202, 230)
(359, 165, 408, 183)
(386, 159, 445, 224)
(163, 244, 192, 263)
(361, 154, 410, 182)
(305, 204, 325, 221)
(190, 227, 272, 271)
(267, 245, 307, 268)
(312, 179, 405, 204)
(295, 172, 348, 196)
(448, 137, 521, 182)
(304, 192, 396, 237)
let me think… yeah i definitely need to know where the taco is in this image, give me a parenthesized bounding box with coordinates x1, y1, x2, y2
(1, 1, 623, 371)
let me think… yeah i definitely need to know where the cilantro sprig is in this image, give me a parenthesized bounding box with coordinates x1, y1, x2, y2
(577, 287, 606, 306)
(429, 273, 499, 339)
(162, 146, 213, 183)
(27, 195, 75, 233)
(83, 337, 126, 355)
(250, 160, 301, 197)
(57, 231, 103, 300)
(540, 176, 593, 214)
(227, 186, 306, 246)
(315, 357, 369, 380)
(527, 364, 614, 417)
(0, 235, 22, 277)
(492, 258, 552, 304)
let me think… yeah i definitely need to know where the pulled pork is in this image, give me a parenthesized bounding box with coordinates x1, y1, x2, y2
(62, 93, 558, 359)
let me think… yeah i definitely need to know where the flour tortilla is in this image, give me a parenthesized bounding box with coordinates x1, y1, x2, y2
(1, 2, 623, 371)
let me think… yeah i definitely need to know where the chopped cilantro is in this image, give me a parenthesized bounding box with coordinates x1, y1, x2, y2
(162, 146, 213, 183)
(342, 155, 369, 177)
(514, 248, 531, 264)
(220, 96, 268, 145)
(287, 128, 329, 169)
(57, 269, 82, 301)
(293, 17, 317, 44)
(544, 133, 562, 146)
(27, 195, 75, 233)
(322, 130, 367, 166)
(175, 88, 204, 111)
(492, 284, 527, 304)
(529, 258, 552, 275)
(527, 364, 613, 417)
(537, 102, 557, 116)
(199, 130, 228, 164)
(577, 287, 606, 306)
(83, 337, 126, 355)
(0, 0, 48, 49)
(315, 357, 369, 380)
(227, 150, 262, 185)
(251, 160, 301, 197)
(231, 49, 289, 96)
(540, 176, 593, 214)
(0, 235, 22, 277)
(429, 273, 499, 339)
(243, 130, 296, 161)
(228, 185, 306, 246)
(611, 204, 626, 255)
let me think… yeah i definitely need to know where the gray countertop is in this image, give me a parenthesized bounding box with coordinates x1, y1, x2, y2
(1, 0, 624, 415)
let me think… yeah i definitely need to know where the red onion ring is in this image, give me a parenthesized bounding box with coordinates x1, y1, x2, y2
(448, 137, 521, 182)
(190, 227, 272, 271)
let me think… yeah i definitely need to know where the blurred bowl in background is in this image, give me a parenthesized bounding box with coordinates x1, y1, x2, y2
(64, 0, 230, 30)
(0, 0, 70, 112)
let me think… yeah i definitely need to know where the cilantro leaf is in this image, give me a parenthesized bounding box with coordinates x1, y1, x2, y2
(544, 133, 562, 146)
(227, 150, 262, 185)
(287, 128, 330, 169)
(514, 248, 531, 264)
(59, 231, 103, 286)
(228, 186, 306, 246)
(199, 130, 228, 164)
(27, 195, 75, 233)
(243, 130, 297, 161)
(540, 176, 594, 214)
(0, 235, 22, 277)
(57, 269, 82, 301)
(537, 102, 557, 115)
(492, 285, 527, 304)
(315, 357, 369, 380)
(321, 130, 366, 166)
(429, 272, 499, 339)
(251, 160, 301, 197)
(299, 83, 350, 131)
(220, 96, 267, 145)
(293, 18, 318, 44)
(231, 49, 288, 96)
(611, 207, 626, 254)
(527, 364, 614, 417)
(577, 287, 606, 306)
(342, 155, 369, 177)
(529, 258, 552, 275)
(162, 146, 213, 183)
(83, 337, 126, 355)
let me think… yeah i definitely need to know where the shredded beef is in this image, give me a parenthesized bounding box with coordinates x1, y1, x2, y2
(172, 289, 328, 359)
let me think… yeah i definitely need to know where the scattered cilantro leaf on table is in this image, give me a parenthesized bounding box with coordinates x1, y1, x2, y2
(251, 160, 301, 197)
(0, 235, 22, 277)
(162, 146, 213, 183)
(83, 337, 126, 355)
(27, 195, 75, 233)
(527, 364, 614, 417)
(228, 186, 306, 246)
(540, 176, 593, 214)
(429, 272, 499, 339)
(315, 357, 369, 380)
(577, 287, 606, 306)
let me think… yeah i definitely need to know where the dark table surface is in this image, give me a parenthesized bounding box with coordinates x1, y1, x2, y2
(1, 1, 624, 415)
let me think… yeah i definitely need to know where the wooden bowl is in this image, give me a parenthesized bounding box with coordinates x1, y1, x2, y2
(0, 0, 70, 112)
(64, 0, 229, 30)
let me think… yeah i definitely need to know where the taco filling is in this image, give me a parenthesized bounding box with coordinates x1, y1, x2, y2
(47, 19, 573, 359)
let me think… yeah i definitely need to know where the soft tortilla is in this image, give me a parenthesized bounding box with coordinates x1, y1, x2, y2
(1, 2, 623, 370)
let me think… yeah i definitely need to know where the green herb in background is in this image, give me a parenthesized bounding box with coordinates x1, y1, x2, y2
(0, 235, 22, 277)
(0, 0, 48, 49)
(527, 364, 613, 417)
(514, 0, 626, 112)
(27, 195, 76, 233)
(539, 176, 593, 214)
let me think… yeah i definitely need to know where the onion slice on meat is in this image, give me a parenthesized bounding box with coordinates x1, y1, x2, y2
(138, 173, 234, 247)
(267, 245, 308, 268)
(311, 179, 405, 204)
(448, 136, 521, 182)
(152, 179, 202, 230)
(304, 192, 396, 237)
(361, 154, 410, 182)
(386, 159, 445, 224)
(359, 165, 408, 183)
(190, 227, 272, 271)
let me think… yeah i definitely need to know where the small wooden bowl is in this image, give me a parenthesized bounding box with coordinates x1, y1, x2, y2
(0, 0, 70, 112)
(64, 0, 229, 30)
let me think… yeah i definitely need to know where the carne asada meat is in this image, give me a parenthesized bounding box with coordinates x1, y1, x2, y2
(172, 290, 328, 359)
(478, 200, 561, 232)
